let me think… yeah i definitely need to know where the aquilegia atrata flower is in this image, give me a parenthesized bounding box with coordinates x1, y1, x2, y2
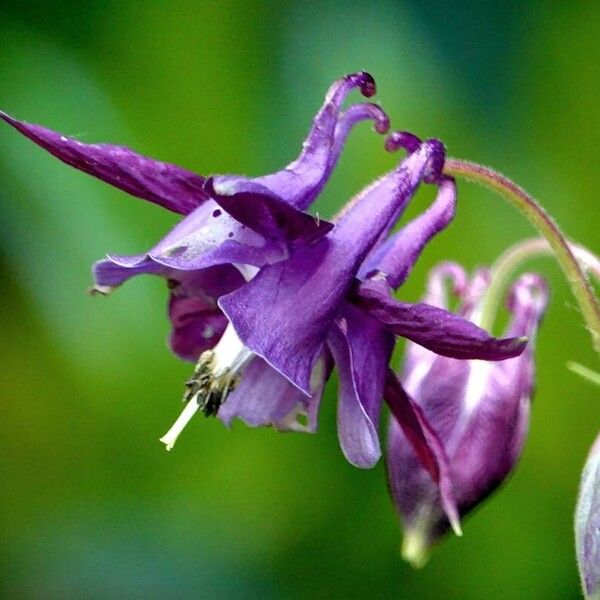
(386, 261, 548, 566)
(576, 431, 600, 600)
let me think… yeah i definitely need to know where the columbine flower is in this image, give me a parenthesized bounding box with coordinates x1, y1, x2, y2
(211, 132, 528, 536)
(386, 262, 548, 567)
(576, 432, 600, 600)
(1, 71, 389, 406)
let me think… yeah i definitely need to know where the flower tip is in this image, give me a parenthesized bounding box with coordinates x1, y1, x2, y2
(401, 531, 431, 569)
(354, 71, 376, 97)
(450, 517, 463, 537)
(373, 110, 391, 135)
(515, 336, 529, 351)
(158, 431, 177, 452)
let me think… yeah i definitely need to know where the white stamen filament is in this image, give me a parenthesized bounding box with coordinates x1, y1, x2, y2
(159, 322, 253, 451)
(159, 397, 202, 451)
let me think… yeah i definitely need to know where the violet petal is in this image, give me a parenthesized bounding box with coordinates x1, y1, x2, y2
(169, 294, 229, 362)
(356, 280, 528, 361)
(218, 355, 328, 432)
(327, 304, 394, 468)
(205, 177, 333, 246)
(0, 111, 207, 215)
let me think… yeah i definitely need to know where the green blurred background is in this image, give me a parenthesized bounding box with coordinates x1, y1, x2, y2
(0, 2, 598, 598)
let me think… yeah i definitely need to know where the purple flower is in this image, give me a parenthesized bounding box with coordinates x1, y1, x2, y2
(2, 85, 528, 528)
(1, 71, 388, 363)
(576, 432, 600, 599)
(386, 262, 548, 566)
(208, 134, 528, 531)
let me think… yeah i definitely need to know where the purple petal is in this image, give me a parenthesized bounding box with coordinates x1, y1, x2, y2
(218, 355, 329, 432)
(384, 371, 460, 534)
(219, 143, 438, 394)
(253, 72, 386, 209)
(148, 199, 288, 270)
(205, 177, 333, 246)
(327, 304, 394, 468)
(331, 102, 390, 159)
(168, 294, 228, 362)
(94, 258, 244, 296)
(576, 433, 600, 599)
(356, 280, 528, 361)
(359, 177, 456, 288)
(0, 111, 206, 215)
(93, 256, 163, 288)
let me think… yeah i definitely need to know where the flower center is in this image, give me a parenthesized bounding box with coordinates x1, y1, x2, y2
(159, 323, 253, 450)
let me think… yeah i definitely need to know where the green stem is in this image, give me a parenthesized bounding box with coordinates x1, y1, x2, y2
(479, 238, 600, 332)
(443, 159, 600, 356)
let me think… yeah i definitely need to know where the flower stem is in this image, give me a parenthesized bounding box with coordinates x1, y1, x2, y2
(443, 159, 600, 355)
(479, 237, 600, 333)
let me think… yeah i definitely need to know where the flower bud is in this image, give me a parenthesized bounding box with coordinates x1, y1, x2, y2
(576, 432, 600, 599)
(386, 264, 548, 566)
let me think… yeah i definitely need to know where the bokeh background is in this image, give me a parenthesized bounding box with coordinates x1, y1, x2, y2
(0, 2, 598, 598)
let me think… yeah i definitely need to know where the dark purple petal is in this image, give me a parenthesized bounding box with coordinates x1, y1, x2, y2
(218, 354, 329, 432)
(0, 111, 207, 215)
(327, 305, 394, 468)
(359, 177, 456, 288)
(356, 280, 528, 361)
(576, 433, 600, 600)
(205, 177, 333, 246)
(219, 143, 437, 393)
(384, 371, 460, 535)
(167, 266, 246, 361)
(168, 294, 228, 361)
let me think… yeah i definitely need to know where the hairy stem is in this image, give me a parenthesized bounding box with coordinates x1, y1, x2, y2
(479, 237, 600, 332)
(443, 159, 600, 355)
